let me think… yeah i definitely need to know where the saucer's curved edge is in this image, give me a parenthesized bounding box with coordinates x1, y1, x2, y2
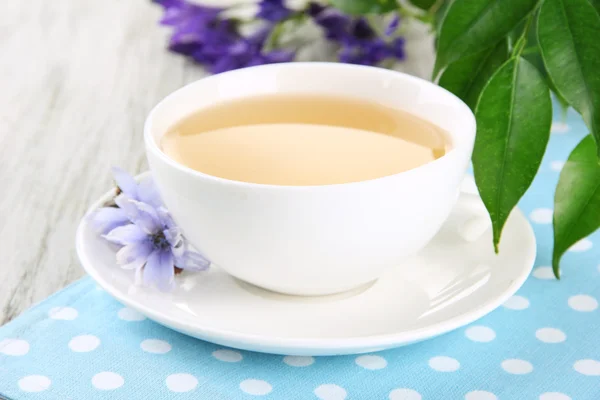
(76, 173, 536, 356)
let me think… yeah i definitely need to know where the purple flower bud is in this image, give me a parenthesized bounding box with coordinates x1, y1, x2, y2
(257, 0, 293, 22)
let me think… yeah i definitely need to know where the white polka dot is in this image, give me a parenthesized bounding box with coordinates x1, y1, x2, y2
(283, 355, 314, 367)
(240, 379, 272, 396)
(503, 295, 530, 310)
(569, 238, 593, 252)
(465, 326, 496, 342)
(551, 121, 570, 133)
(465, 391, 497, 400)
(314, 384, 347, 400)
(48, 307, 78, 320)
(568, 294, 598, 312)
(18, 375, 51, 392)
(428, 356, 460, 372)
(166, 373, 198, 392)
(536, 328, 566, 343)
(117, 307, 146, 321)
(550, 161, 565, 171)
(573, 359, 600, 376)
(0, 339, 29, 356)
(389, 388, 422, 400)
(92, 372, 124, 390)
(540, 392, 571, 400)
(355, 355, 387, 370)
(212, 349, 243, 362)
(140, 339, 171, 354)
(501, 359, 533, 374)
(529, 208, 553, 224)
(69, 335, 100, 352)
(533, 266, 555, 280)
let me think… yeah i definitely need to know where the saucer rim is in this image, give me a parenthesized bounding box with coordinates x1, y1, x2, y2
(76, 173, 536, 354)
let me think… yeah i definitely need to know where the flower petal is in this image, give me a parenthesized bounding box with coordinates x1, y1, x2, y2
(176, 250, 210, 271)
(129, 200, 162, 234)
(103, 224, 147, 245)
(143, 250, 175, 291)
(157, 207, 176, 229)
(112, 167, 139, 199)
(114, 194, 139, 218)
(90, 207, 129, 234)
(137, 178, 163, 207)
(164, 226, 182, 246)
(116, 241, 153, 269)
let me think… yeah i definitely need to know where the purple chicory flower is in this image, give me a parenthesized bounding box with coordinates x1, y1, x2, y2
(257, 0, 293, 22)
(103, 198, 210, 290)
(91, 169, 210, 290)
(112, 167, 162, 208)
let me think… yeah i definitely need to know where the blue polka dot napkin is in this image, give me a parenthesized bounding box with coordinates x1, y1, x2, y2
(1, 106, 600, 400)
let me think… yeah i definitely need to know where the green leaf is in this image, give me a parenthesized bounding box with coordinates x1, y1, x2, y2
(410, 0, 437, 10)
(434, 0, 452, 33)
(538, 0, 600, 153)
(328, 0, 397, 15)
(552, 135, 600, 278)
(512, 11, 569, 114)
(525, 49, 570, 116)
(433, 0, 538, 78)
(473, 57, 552, 251)
(590, 0, 600, 14)
(438, 39, 509, 109)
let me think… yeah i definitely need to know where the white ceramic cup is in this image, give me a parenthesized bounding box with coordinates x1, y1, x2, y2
(145, 63, 476, 296)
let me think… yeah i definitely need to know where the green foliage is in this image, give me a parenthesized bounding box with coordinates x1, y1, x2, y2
(473, 57, 552, 251)
(439, 39, 508, 109)
(433, 0, 538, 77)
(409, 0, 438, 10)
(328, 0, 397, 15)
(538, 0, 600, 153)
(553, 136, 600, 277)
(326, 0, 600, 278)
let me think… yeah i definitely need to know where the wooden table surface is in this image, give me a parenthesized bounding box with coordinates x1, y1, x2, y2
(0, 0, 432, 325)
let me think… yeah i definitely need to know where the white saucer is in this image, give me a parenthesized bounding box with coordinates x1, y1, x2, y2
(76, 181, 536, 356)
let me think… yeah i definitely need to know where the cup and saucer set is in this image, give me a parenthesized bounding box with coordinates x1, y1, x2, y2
(76, 63, 535, 356)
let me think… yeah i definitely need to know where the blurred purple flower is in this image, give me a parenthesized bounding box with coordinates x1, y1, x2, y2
(209, 26, 295, 73)
(153, 0, 404, 71)
(310, 8, 351, 41)
(112, 167, 162, 207)
(154, 0, 295, 73)
(310, 6, 405, 66)
(257, 0, 292, 22)
(91, 169, 210, 291)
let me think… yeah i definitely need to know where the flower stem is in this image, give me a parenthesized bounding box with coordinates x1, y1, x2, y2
(511, 14, 534, 58)
(264, 21, 286, 51)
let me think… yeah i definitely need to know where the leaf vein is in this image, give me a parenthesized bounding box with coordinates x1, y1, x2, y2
(494, 58, 519, 241)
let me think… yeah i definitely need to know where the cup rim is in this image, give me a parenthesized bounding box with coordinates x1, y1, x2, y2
(144, 62, 475, 190)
